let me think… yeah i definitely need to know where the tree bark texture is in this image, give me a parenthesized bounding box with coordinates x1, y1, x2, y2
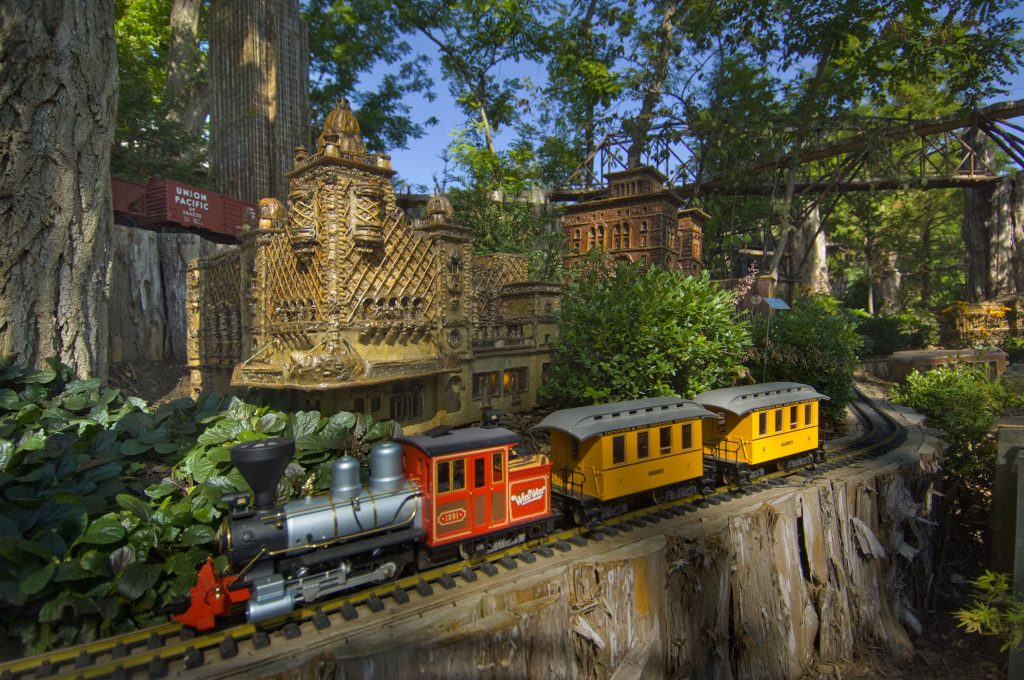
(962, 132, 1024, 301)
(192, 404, 944, 680)
(792, 205, 830, 295)
(625, 0, 676, 169)
(0, 1, 118, 377)
(165, 0, 207, 133)
(107, 223, 231, 364)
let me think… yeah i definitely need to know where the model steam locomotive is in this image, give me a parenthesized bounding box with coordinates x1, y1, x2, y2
(174, 382, 827, 630)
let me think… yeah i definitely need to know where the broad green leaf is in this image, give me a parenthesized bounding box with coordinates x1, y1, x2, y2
(0, 388, 21, 409)
(119, 439, 150, 456)
(115, 562, 161, 600)
(23, 367, 57, 384)
(20, 562, 55, 595)
(78, 518, 126, 545)
(115, 494, 151, 521)
(179, 525, 216, 546)
(144, 482, 178, 500)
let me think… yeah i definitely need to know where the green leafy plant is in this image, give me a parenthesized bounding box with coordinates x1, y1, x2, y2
(889, 365, 1022, 485)
(0, 357, 398, 660)
(750, 295, 862, 424)
(956, 571, 1024, 651)
(540, 258, 751, 407)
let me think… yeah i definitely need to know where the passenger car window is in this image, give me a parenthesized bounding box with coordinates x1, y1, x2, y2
(474, 457, 486, 488)
(493, 452, 504, 482)
(775, 409, 783, 432)
(437, 461, 451, 493)
(637, 431, 649, 458)
(758, 412, 767, 436)
(805, 403, 812, 425)
(612, 435, 625, 464)
(682, 423, 692, 449)
(452, 460, 466, 491)
(660, 426, 672, 453)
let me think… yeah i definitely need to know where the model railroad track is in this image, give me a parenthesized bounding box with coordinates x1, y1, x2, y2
(0, 391, 907, 680)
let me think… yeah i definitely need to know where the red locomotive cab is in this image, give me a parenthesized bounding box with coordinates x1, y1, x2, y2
(400, 428, 553, 552)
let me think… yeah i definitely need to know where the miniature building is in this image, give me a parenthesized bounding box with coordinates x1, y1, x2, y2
(939, 300, 1011, 348)
(187, 100, 560, 433)
(209, 0, 309, 204)
(562, 167, 705, 273)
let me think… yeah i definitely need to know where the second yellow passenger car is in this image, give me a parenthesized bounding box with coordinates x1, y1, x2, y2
(695, 382, 829, 485)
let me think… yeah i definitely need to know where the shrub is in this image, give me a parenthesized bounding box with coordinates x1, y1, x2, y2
(0, 358, 398, 660)
(889, 365, 1020, 485)
(855, 315, 907, 357)
(854, 310, 939, 357)
(540, 260, 751, 407)
(750, 295, 862, 424)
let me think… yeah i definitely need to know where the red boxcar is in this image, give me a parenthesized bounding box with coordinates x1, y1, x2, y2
(399, 427, 553, 550)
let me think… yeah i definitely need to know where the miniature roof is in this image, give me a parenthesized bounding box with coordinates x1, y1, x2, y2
(318, 98, 367, 155)
(425, 192, 454, 220)
(694, 382, 829, 417)
(398, 426, 521, 457)
(532, 397, 716, 442)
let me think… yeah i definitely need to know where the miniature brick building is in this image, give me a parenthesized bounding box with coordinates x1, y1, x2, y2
(562, 166, 705, 273)
(187, 100, 560, 433)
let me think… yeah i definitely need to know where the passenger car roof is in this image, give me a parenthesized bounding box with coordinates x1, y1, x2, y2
(694, 382, 829, 417)
(531, 396, 716, 442)
(398, 427, 521, 457)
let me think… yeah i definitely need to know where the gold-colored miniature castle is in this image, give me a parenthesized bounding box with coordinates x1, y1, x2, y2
(187, 100, 560, 433)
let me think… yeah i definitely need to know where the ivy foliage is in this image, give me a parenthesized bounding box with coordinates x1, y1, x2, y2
(750, 295, 862, 424)
(0, 358, 398, 660)
(540, 259, 751, 407)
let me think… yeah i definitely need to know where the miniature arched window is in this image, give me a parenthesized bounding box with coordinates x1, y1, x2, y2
(623, 224, 630, 248)
(598, 225, 605, 248)
(640, 221, 648, 232)
(613, 224, 621, 249)
(449, 253, 462, 274)
(589, 227, 595, 249)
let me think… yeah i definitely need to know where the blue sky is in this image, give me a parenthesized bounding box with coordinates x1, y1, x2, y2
(364, 20, 1024, 190)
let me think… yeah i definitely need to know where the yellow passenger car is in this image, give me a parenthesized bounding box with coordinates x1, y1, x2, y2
(695, 382, 829, 484)
(533, 397, 716, 522)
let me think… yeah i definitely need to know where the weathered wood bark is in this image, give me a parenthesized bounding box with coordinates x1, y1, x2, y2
(0, 1, 118, 377)
(107, 223, 231, 363)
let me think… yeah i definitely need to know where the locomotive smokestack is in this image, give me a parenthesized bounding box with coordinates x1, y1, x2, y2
(230, 438, 294, 510)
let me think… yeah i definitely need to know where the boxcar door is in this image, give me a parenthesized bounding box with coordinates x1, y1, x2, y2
(469, 452, 491, 533)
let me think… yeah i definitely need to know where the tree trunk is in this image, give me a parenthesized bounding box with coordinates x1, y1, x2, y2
(792, 206, 830, 294)
(625, 0, 677, 169)
(878, 251, 901, 315)
(165, 0, 208, 133)
(919, 212, 932, 308)
(768, 45, 834, 279)
(0, 1, 118, 377)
